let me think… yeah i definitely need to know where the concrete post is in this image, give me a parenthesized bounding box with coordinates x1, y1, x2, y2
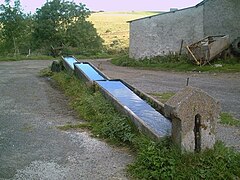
(164, 86, 221, 152)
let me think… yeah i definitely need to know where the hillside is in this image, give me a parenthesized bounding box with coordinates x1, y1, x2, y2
(88, 12, 159, 51)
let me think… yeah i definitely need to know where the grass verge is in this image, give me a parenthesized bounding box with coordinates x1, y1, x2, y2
(52, 72, 136, 145)
(39, 68, 54, 77)
(220, 112, 240, 127)
(44, 70, 240, 179)
(0, 55, 55, 62)
(74, 53, 113, 59)
(129, 140, 240, 179)
(148, 92, 176, 103)
(111, 54, 240, 73)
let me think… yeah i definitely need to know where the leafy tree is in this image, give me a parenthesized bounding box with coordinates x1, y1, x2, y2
(19, 14, 34, 55)
(66, 19, 103, 55)
(0, 0, 27, 55)
(33, 0, 102, 55)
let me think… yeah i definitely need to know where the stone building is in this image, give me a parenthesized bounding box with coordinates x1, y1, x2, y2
(129, 0, 240, 59)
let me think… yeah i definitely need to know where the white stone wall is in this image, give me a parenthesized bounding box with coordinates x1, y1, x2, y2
(129, 6, 204, 59)
(203, 0, 240, 42)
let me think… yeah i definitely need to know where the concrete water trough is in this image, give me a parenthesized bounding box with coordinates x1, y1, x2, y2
(61, 56, 171, 140)
(60, 56, 220, 151)
(95, 80, 172, 139)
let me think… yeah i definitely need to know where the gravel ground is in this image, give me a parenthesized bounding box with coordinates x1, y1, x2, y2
(0, 59, 239, 180)
(0, 60, 132, 179)
(89, 59, 240, 151)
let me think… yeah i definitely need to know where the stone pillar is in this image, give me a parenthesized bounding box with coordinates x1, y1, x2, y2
(164, 86, 221, 152)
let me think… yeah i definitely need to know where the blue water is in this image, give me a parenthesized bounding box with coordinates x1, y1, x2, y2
(75, 63, 106, 81)
(96, 81, 172, 137)
(63, 57, 78, 70)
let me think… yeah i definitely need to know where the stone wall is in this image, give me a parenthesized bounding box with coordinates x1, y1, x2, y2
(129, 0, 240, 59)
(129, 6, 204, 59)
(203, 0, 240, 42)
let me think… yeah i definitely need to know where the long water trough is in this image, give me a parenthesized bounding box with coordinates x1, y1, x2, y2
(62, 56, 172, 139)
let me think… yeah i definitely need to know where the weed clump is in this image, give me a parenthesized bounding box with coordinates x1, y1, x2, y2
(129, 140, 240, 179)
(52, 72, 135, 144)
(220, 112, 240, 127)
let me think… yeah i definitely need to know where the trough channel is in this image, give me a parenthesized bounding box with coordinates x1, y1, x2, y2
(74, 62, 109, 82)
(96, 80, 171, 138)
(62, 56, 78, 71)
(62, 56, 172, 139)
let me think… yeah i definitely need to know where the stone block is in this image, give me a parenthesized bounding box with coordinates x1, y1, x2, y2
(51, 60, 63, 72)
(164, 86, 221, 152)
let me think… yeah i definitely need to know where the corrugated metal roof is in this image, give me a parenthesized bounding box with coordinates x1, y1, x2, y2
(127, 0, 208, 23)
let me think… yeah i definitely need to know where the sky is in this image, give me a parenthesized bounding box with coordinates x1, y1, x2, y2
(0, 0, 203, 13)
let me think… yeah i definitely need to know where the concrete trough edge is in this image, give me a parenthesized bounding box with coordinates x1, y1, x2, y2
(74, 62, 94, 83)
(74, 62, 110, 84)
(61, 56, 78, 73)
(94, 80, 168, 140)
(86, 61, 110, 80)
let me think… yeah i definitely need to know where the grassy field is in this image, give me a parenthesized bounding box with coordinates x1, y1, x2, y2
(88, 11, 159, 51)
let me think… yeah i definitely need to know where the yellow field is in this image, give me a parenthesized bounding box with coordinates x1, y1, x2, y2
(88, 12, 159, 50)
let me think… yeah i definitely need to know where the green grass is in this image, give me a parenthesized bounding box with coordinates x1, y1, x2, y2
(148, 92, 176, 103)
(39, 68, 54, 77)
(220, 112, 240, 127)
(129, 139, 240, 179)
(0, 52, 113, 62)
(111, 54, 240, 72)
(74, 53, 114, 59)
(0, 55, 55, 62)
(44, 69, 240, 179)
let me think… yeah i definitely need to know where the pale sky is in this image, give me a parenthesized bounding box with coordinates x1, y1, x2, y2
(0, 0, 203, 13)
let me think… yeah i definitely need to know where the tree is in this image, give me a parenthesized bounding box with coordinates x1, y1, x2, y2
(33, 0, 101, 54)
(0, 0, 27, 55)
(66, 19, 103, 55)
